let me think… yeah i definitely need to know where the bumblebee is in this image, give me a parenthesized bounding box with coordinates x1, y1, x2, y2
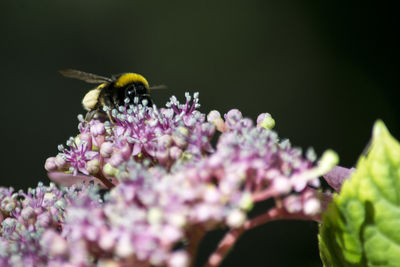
(60, 69, 161, 121)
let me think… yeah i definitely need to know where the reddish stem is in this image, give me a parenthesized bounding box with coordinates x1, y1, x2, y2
(204, 228, 244, 267)
(252, 188, 274, 202)
(95, 171, 115, 189)
(204, 207, 320, 267)
(186, 225, 206, 267)
(95, 156, 116, 189)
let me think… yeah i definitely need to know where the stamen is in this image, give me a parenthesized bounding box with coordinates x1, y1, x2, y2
(279, 139, 291, 150)
(185, 92, 191, 102)
(126, 137, 135, 143)
(117, 114, 126, 121)
(112, 109, 118, 117)
(104, 121, 111, 129)
(77, 114, 84, 122)
(306, 148, 317, 162)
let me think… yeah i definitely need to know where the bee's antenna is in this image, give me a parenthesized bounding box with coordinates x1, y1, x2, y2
(150, 84, 167, 90)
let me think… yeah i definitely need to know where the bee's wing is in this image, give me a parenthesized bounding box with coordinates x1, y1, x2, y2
(59, 69, 113, 84)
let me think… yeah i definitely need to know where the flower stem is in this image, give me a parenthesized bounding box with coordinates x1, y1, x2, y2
(187, 225, 206, 267)
(252, 188, 274, 202)
(204, 207, 320, 267)
(204, 228, 244, 267)
(95, 171, 115, 189)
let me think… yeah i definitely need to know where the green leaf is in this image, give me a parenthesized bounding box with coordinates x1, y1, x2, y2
(319, 120, 400, 267)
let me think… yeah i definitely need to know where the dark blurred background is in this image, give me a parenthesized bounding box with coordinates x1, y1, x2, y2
(0, 1, 398, 266)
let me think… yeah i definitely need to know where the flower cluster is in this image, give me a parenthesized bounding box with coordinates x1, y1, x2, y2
(0, 182, 101, 266)
(45, 93, 214, 187)
(1, 93, 337, 266)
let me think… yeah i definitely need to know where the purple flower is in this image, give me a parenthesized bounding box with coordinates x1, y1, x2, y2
(60, 139, 98, 175)
(0, 183, 102, 266)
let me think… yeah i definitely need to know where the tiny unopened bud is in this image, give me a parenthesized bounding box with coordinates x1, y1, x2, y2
(303, 198, 321, 215)
(99, 231, 116, 251)
(272, 177, 292, 195)
(87, 159, 100, 175)
(240, 118, 253, 129)
(1, 196, 17, 212)
(115, 235, 134, 258)
(207, 110, 226, 132)
(257, 113, 275, 130)
(169, 146, 182, 160)
(43, 193, 57, 206)
(55, 198, 67, 210)
(283, 195, 302, 213)
(224, 109, 243, 129)
(55, 155, 68, 170)
(207, 110, 221, 122)
(168, 214, 186, 228)
(156, 147, 170, 165)
(226, 209, 246, 228)
(41, 230, 68, 257)
(173, 127, 189, 148)
(103, 163, 118, 177)
(91, 123, 105, 136)
(109, 153, 124, 167)
(21, 206, 36, 222)
(204, 186, 220, 203)
(239, 193, 254, 211)
(119, 144, 132, 159)
(44, 157, 57, 172)
(50, 235, 68, 256)
(168, 250, 189, 267)
(37, 212, 51, 227)
(318, 150, 339, 174)
(148, 208, 163, 224)
(100, 142, 113, 158)
(158, 134, 173, 148)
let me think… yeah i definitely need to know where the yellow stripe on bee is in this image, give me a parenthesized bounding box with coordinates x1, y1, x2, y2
(115, 73, 150, 90)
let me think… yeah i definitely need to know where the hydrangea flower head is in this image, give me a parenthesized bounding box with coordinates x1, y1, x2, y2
(2, 93, 337, 266)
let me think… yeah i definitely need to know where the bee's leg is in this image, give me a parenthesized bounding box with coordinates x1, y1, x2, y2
(100, 94, 115, 123)
(85, 110, 97, 122)
(107, 111, 115, 123)
(85, 110, 113, 123)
